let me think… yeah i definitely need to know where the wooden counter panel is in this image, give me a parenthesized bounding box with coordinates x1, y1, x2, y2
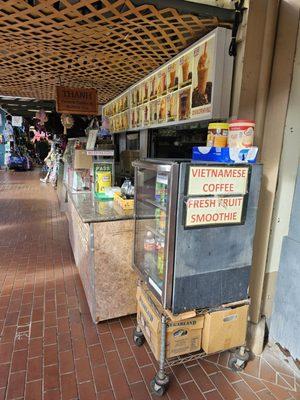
(68, 201, 95, 317)
(93, 220, 137, 322)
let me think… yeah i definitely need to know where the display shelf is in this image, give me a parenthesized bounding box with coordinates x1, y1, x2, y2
(147, 225, 165, 239)
(136, 247, 164, 296)
(143, 198, 167, 211)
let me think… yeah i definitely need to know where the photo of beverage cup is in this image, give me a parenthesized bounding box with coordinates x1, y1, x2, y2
(169, 70, 176, 87)
(182, 61, 189, 82)
(158, 98, 166, 122)
(143, 82, 148, 103)
(150, 100, 157, 123)
(192, 38, 214, 109)
(144, 105, 149, 125)
(179, 89, 191, 120)
(180, 54, 192, 88)
(168, 62, 178, 92)
(160, 72, 167, 95)
(167, 93, 178, 121)
(139, 107, 143, 126)
(197, 42, 208, 95)
(131, 109, 135, 127)
(150, 76, 157, 100)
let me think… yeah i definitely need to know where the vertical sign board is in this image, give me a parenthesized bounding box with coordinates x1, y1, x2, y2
(184, 165, 250, 228)
(56, 86, 98, 115)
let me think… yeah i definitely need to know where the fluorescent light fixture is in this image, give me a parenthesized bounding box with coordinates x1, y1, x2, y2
(0, 96, 34, 101)
(0, 96, 17, 100)
(28, 109, 52, 113)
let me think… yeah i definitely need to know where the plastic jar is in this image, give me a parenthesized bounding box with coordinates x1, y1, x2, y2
(228, 119, 255, 147)
(207, 123, 229, 147)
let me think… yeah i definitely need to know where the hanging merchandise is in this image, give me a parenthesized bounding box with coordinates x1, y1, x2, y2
(61, 114, 74, 135)
(3, 117, 14, 143)
(99, 117, 111, 139)
(35, 109, 48, 125)
(86, 117, 99, 150)
(12, 116, 23, 127)
(32, 121, 48, 143)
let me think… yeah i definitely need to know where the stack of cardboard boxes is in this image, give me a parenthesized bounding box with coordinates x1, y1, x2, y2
(136, 283, 249, 360)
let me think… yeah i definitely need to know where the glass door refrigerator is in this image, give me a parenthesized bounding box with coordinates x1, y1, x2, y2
(133, 159, 262, 314)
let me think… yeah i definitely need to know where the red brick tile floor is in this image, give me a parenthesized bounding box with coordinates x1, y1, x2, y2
(0, 169, 299, 400)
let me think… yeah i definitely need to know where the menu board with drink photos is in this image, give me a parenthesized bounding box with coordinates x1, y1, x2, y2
(103, 28, 232, 133)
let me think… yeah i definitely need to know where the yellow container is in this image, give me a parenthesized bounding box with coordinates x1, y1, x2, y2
(214, 135, 227, 147)
(207, 122, 229, 147)
(114, 192, 134, 210)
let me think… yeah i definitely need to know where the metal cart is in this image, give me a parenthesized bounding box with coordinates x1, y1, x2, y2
(133, 289, 251, 396)
(132, 160, 262, 396)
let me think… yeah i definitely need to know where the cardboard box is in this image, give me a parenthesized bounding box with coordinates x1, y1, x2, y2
(73, 149, 93, 170)
(136, 285, 204, 360)
(202, 304, 249, 354)
(192, 146, 258, 164)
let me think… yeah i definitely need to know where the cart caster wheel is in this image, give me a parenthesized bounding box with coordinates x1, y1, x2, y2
(228, 351, 250, 372)
(150, 378, 168, 397)
(133, 330, 145, 347)
(229, 347, 238, 353)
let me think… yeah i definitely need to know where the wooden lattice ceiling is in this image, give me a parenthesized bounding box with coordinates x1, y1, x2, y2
(0, 0, 232, 105)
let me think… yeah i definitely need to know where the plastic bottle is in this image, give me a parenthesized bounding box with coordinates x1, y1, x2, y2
(159, 210, 166, 235)
(161, 183, 167, 207)
(155, 208, 161, 231)
(155, 179, 161, 203)
(156, 238, 165, 280)
(121, 178, 132, 196)
(144, 231, 156, 274)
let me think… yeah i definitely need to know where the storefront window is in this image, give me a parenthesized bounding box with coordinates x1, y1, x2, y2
(149, 122, 208, 159)
(126, 133, 139, 150)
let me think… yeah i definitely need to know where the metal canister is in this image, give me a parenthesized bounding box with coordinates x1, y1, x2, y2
(228, 119, 255, 147)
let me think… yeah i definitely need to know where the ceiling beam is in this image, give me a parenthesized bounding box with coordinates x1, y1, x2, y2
(130, 0, 235, 22)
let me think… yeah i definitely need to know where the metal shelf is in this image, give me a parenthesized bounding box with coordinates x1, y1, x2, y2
(143, 198, 167, 212)
(147, 225, 165, 240)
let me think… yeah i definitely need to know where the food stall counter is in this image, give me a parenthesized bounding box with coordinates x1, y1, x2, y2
(67, 190, 133, 223)
(64, 187, 137, 323)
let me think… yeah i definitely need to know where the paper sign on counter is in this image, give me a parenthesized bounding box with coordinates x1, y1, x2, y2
(185, 196, 244, 227)
(187, 166, 249, 196)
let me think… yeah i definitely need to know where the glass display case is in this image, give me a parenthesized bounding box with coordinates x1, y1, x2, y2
(133, 159, 262, 314)
(134, 160, 179, 307)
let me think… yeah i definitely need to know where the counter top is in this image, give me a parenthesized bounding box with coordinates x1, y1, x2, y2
(67, 189, 133, 223)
